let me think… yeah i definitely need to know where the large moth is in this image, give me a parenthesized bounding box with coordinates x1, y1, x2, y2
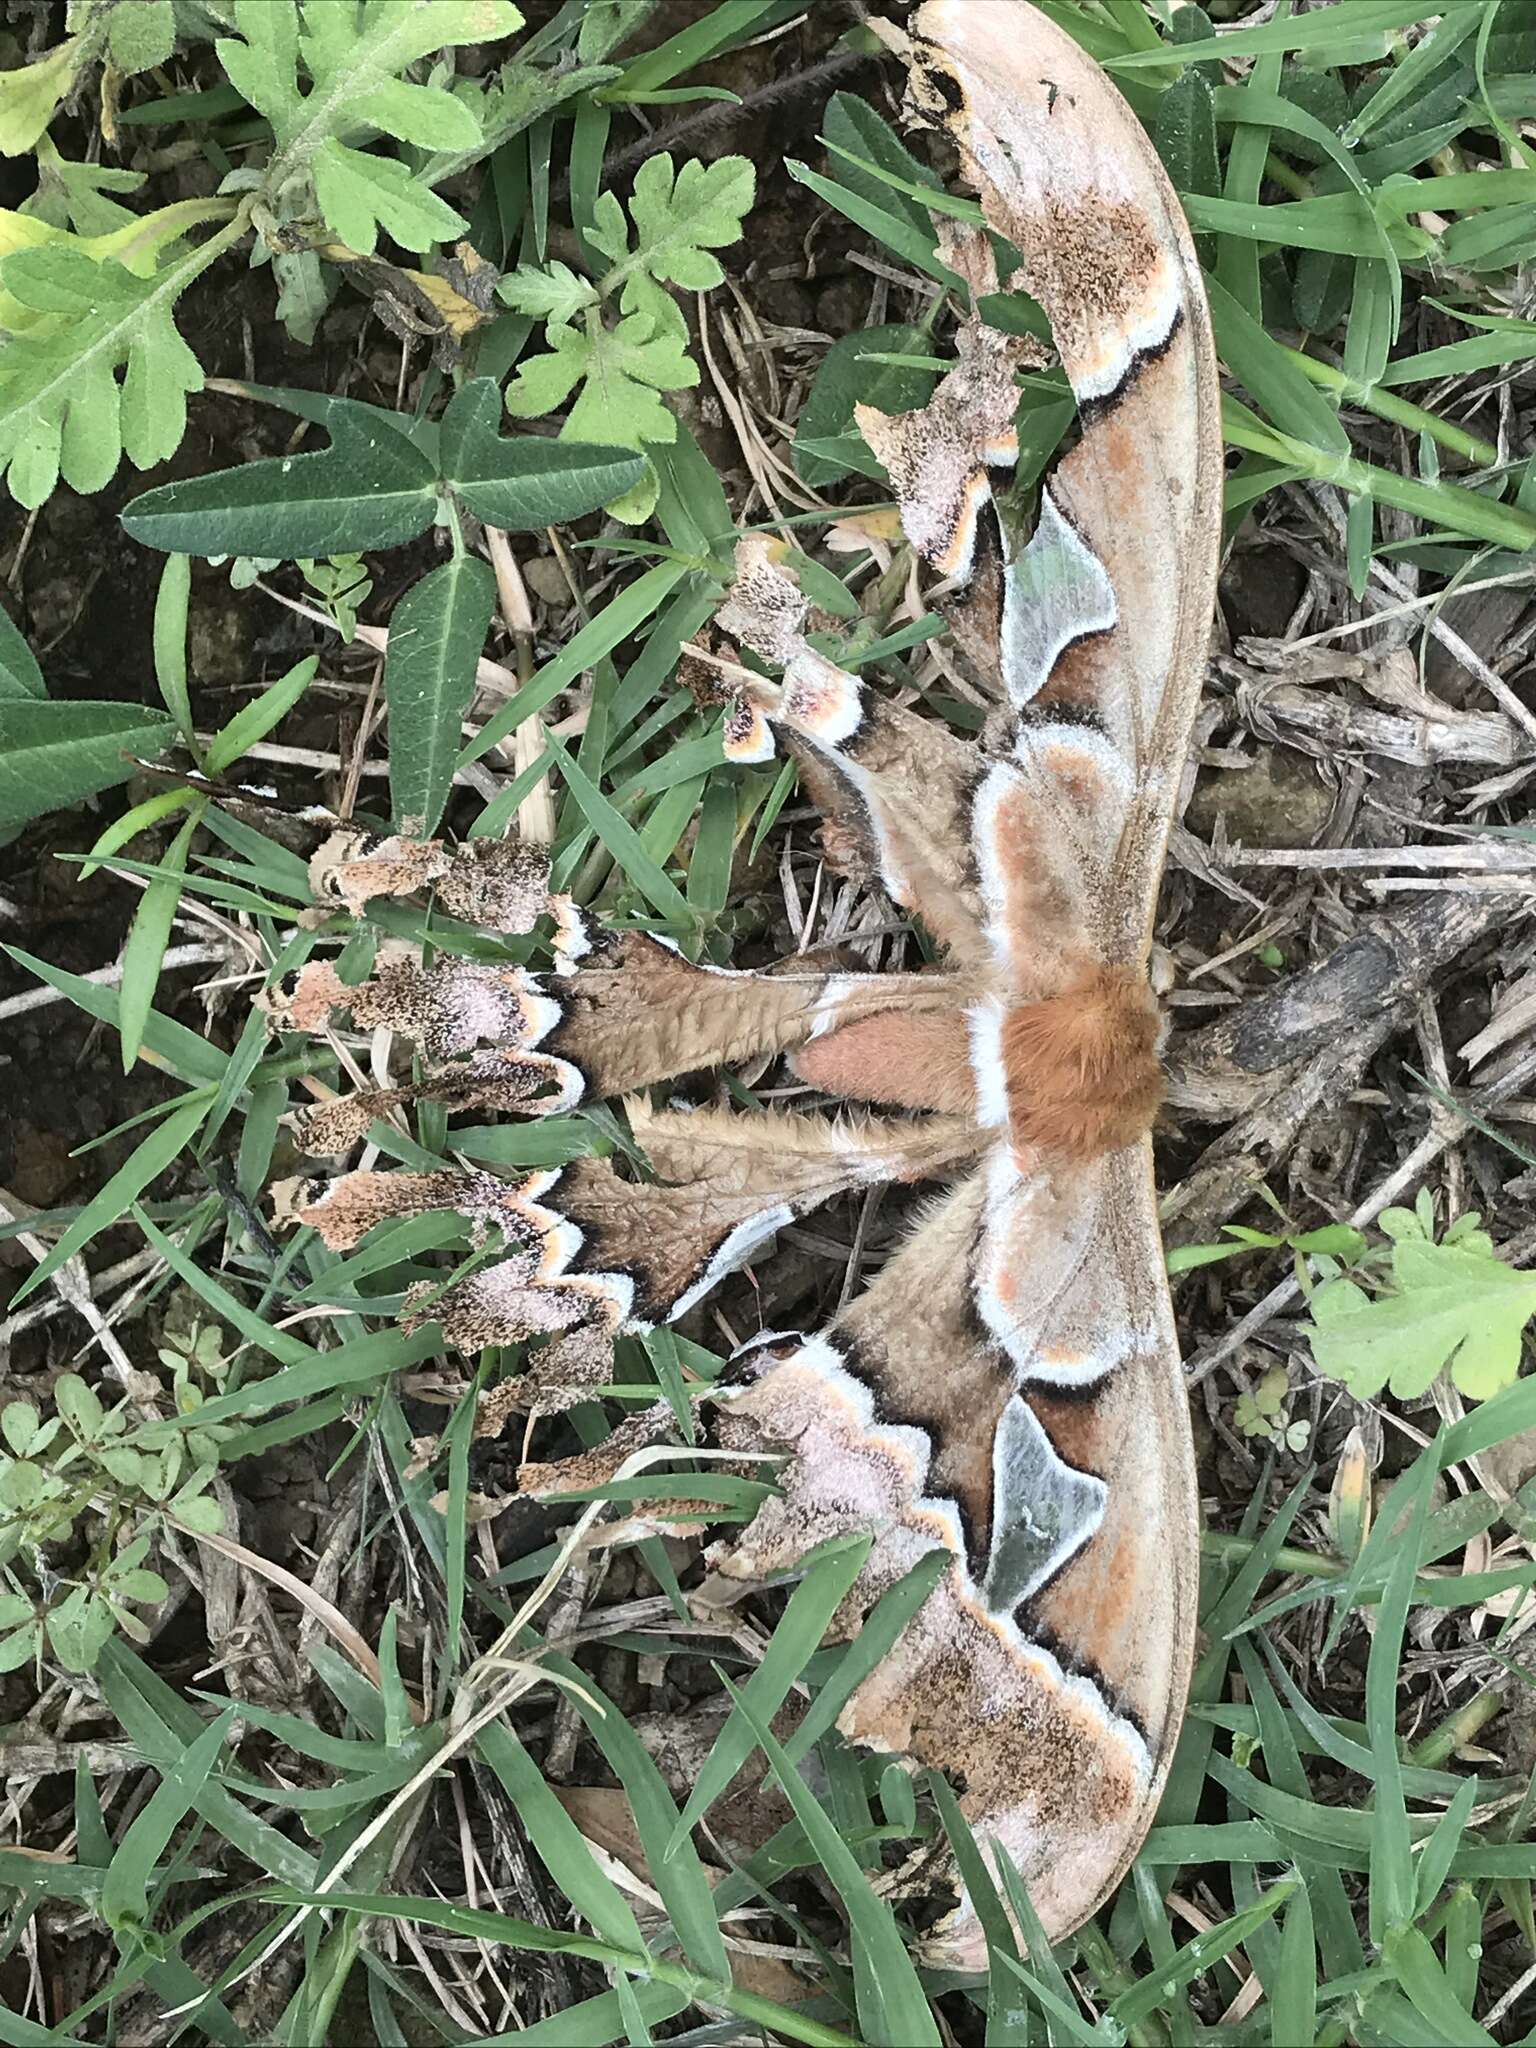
(269, 0, 1221, 1964)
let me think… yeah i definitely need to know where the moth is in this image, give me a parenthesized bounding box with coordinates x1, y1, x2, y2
(267, 0, 1220, 1964)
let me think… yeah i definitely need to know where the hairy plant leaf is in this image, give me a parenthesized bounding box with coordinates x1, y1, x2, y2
(121, 394, 439, 555)
(0, 38, 83, 157)
(592, 150, 754, 334)
(23, 141, 144, 238)
(496, 257, 599, 325)
(820, 93, 942, 237)
(506, 309, 695, 440)
(109, 0, 177, 77)
(215, 0, 524, 163)
(504, 311, 689, 523)
(384, 554, 497, 837)
(0, 239, 210, 507)
(0, 702, 175, 832)
(311, 138, 467, 257)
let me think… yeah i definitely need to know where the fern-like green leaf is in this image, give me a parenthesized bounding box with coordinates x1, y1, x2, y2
(217, 0, 520, 159)
(0, 239, 212, 507)
(497, 258, 600, 326)
(310, 139, 466, 256)
(505, 309, 695, 522)
(1307, 1223, 1536, 1404)
(216, 0, 521, 231)
(591, 150, 754, 336)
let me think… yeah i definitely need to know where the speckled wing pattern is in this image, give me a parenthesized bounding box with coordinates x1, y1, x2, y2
(265, 0, 1220, 1966)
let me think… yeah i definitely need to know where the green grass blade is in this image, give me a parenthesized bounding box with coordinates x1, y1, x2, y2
(461, 560, 688, 766)
(546, 729, 692, 926)
(152, 552, 197, 758)
(719, 1674, 940, 2047)
(474, 1720, 646, 1954)
(1384, 1923, 1498, 2047)
(101, 1710, 234, 1933)
(1368, 1450, 1437, 1943)
(1272, 1880, 1317, 2048)
(203, 655, 318, 777)
(10, 1095, 208, 1307)
(118, 804, 201, 1071)
(670, 1533, 873, 1853)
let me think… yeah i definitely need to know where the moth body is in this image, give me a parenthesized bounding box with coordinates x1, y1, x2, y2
(1001, 963, 1165, 1162)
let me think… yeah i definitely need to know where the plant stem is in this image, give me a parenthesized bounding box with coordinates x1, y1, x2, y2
(1285, 344, 1501, 466)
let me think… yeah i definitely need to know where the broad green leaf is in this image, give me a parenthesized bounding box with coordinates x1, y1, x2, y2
(794, 322, 937, 488)
(1155, 66, 1220, 263)
(109, 0, 176, 76)
(0, 38, 84, 157)
(353, 76, 481, 151)
(46, 1588, 117, 1674)
(440, 376, 647, 528)
(121, 396, 439, 555)
(0, 597, 45, 700)
(820, 94, 942, 237)
(0, 701, 175, 832)
(384, 554, 497, 837)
